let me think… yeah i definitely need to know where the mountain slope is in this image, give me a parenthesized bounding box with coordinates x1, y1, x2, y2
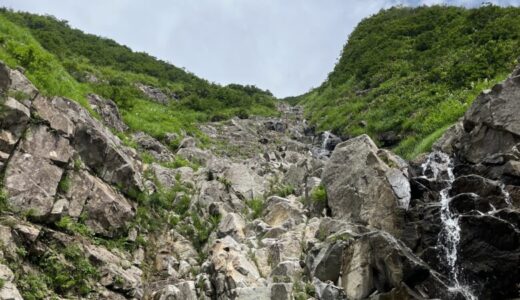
(0, 8, 277, 142)
(293, 5, 520, 158)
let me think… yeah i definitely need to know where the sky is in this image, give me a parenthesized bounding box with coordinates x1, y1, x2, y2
(1, 0, 520, 97)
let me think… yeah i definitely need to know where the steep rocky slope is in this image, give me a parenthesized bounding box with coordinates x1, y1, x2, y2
(1, 62, 520, 300)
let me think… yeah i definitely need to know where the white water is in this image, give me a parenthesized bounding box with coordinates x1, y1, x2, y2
(321, 131, 331, 150)
(421, 152, 477, 300)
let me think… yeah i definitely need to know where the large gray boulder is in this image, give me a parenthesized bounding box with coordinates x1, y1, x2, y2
(66, 171, 135, 237)
(460, 66, 520, 163)
(33, 95, 144, 195)
(3, 124, 73, 216)
(322, 135, 409, 236)
(340, 232, 452, 300)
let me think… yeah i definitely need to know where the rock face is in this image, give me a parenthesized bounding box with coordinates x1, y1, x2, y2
(87, 93, 129, 132)
(2, 59, 520, 300)
(322, 134, 410, 236)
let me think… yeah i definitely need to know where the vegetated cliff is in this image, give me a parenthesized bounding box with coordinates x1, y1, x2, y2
(0, 8, 277, 143)
(291, 5, 520, 158)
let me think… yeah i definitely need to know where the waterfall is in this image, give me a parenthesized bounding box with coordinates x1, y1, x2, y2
(421, 152, 477, 300)
(321, 131, 331, 150)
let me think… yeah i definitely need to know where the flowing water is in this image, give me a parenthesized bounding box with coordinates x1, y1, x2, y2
(421, 152, 477, 300)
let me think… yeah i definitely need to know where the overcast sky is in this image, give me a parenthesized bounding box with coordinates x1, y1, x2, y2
(1, 0, 520, 97)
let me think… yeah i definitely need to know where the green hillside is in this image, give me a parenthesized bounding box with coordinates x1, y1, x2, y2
(292, 5, 520, 158)
(0, 8, 277, 142)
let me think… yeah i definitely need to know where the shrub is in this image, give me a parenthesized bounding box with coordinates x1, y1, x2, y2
(311, 185, 327, 204)
(246, 198, 265, 220)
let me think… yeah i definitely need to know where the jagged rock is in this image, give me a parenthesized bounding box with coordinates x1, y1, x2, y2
(4, 150, 63, 217)
(264, 121, 286, 132)
(66, 170, 134, 237)
(151, 163, 194, 189)
(340, 231, 452, 300)
(270, 283, 293, 300)
(217, 213, 246, 242)
(460, 67, 520, 164)
(135, 83, 172, 104)
(0, 264, 23, 300)
(85, 244, 143, 298)
(177, 147, 211, 166)
(270, 260, 302, 280)
(152, 282, 197, 300)
(32, 95, 144, 195)
(307, 241, 348, 283)
(433, 121, 464, 155)
(224, 163, 265, 200)
(449, 175, 510, 210)
(87, 94, 129, 132)
(8, 68, 38, 102)
(208, 236, 263, 298)
(458, 213, 520, 299)
(133, 131, 174, 162)
(179, 137, 196, 149)
(0, 97, 30, 152)
(322, 135, 409, 236)
(313, 278, 346, 300)
(263, 196, 304, 228)
(20, 125, 73, 165)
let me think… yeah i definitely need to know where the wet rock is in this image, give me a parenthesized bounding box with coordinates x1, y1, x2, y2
(340, 232, 451, 300)
(87, 94, 128, 132)
(322, 135, 408, 236)
(458, 213, 520, 299)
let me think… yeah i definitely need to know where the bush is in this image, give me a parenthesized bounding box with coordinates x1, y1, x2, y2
(246, 198, 265, 220)
(311, 185, 327, 204)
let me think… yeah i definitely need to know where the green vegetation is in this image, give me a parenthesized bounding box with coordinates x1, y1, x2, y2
(292, 5, 520, 158)
(0, 8, 278, 141)
(36, 245, 98, 296)
(55, 216, 93, 237)
(246, 198, 265, 219)
(0, 188, 8, 213)
(57, 174, 71, 193)
(272, 183, 295, 197)
(310, 184, 327, 204)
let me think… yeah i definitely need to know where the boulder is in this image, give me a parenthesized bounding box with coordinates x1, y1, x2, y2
(217, 213, 246, 242)
(322, 135, 409, 236)
(224, 163, 265, 200)
(32, 96, 144, 195)
(340, 232, 452, 300)
(135, 83, 171, 104)
(4, 150, 63, 217)
(207, 236, 263, 299)
(66, 171, 135, 237)
(8, 68, 38, 102)
(87, 94, 128, 132)
(263, 196, 304, 228)
(458, 213, 520, 299)
(460, 66, 520, 163)
(270, 283, 293, 300)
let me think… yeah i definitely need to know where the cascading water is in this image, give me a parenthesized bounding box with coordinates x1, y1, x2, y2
(421, 152, 477, 300)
